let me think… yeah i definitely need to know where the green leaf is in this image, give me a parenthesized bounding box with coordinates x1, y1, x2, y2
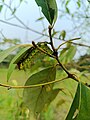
(52, 29, 59, 37)
(59, 45, 76, 64)
(59, 30, 66, 40)
(77, 0, 81, 8)
(7, 46, 32, 81)
(66, 7, 70, 14)
(66, 46, 77, 62)
(12, 8, 16, 15)
(0, 5, 3, 12)
(66, 83, 80, 120)
(36, 17, 44, 22)
(75, 83, 90, 120)
(66, 82, 90, 120)
(35, 0, 58, 25)
(0, 45, 22, 63)
(65, 0, 70, 6)
(23, 66, 58, 116)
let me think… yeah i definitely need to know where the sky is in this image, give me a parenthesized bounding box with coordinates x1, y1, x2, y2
(0, 0, 75, 44)
(0, 0, 89, 55)
(0, 0, 90, 58)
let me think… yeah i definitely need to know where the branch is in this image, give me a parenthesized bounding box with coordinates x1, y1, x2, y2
(48, 26, 58, 56)
(0, 77, 68, 89)
(57, 37, 81, 50)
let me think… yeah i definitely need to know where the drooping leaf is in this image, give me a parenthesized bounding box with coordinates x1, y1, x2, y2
(66, 82, 90, 120)
(66, 46, 77, 62)
(0, 45, 22, 63)
(35, 0, 58, 25)
(23, 66, 58, 116)
(59, 45, 76, 64)
(7, 46, 32, 81)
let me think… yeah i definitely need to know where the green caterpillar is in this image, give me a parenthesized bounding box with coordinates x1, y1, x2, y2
(15, 42, 53, 70)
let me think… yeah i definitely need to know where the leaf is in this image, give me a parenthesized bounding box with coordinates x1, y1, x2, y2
(0, 5, 3, 12)
(59, 45, 76, 64)
(65, 0, 70, 6)
(7, 46, 32, 81)
(66, 7, 70, 14)
(23, 66, 58, 116)
(77, 0, 81, 8)
(66, 46, 77, 62)
(20, 0, 23, 3)
(59, 30, 66, 40)
(75, 83, 90, 120)
(35, 0, 58, 25)
(66, 82, 90, 120)
(0, 45, 22, 63)
(52, 30, 59, 37)
(66, 83, 80, 120)
(36, 17, 44, 22)
(12, 8, 16, 15)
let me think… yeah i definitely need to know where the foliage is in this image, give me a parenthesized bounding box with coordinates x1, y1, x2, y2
(35, 0, 57, 25)
(0, 0, 90, 120)
(66, 82, 90, 120)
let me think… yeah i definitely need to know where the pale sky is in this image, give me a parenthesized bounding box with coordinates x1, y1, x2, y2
(0, 0, 75, 44)
(0, 0, 89, 46)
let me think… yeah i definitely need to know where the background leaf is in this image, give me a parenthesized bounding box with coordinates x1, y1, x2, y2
(23, 66, 58, 116)
(7, 46, 32, 81)
(0, 45, 22, 63)
(0, 5, 3, 12)
(59, 45, 76, 64)
(35, 0, 58, 25)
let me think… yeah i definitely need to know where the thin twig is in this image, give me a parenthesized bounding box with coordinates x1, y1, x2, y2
(57, 37, 81, 50)
(0, 77, 68, 89)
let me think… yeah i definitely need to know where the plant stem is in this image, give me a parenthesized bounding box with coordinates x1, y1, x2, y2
(48, 25, 79, 82)
(48, 26, 58, 56)
(0, 77, 68, 89)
